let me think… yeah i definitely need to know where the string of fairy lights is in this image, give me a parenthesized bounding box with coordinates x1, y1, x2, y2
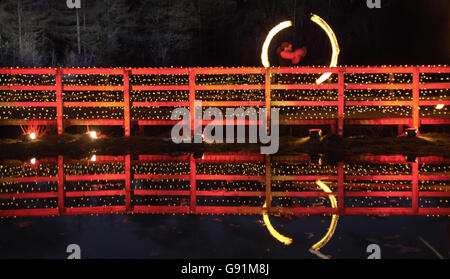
(0, 74, 55, 85)
(64, 162, 125, 175)
(0, 158, 447, 214)
(130, 74, 188, 86)
(0, 107, 56, 120)
(64, 91, 123, 102)
(131, 90, 189, 102)
(344, 90, 411, 101)
(0, 70, 447, 86)
(279, 107, 338, 120)
(419, 164, 450, 173)
(134, 180, 191, 191)
(197, 163, 265, 176)
(272, 90, 338, 101)
(272, 181, 338, 191)
(64, 107, 124, 120)
(65, 196, 125, 208)
(0, 90, 56, 102)
(133, 162, 190, 175)
(0, 163, 57, 177)
(66, 181, 124, 191)
(272, 163, 337, 175)
(197, 90, 265, 101)
(345, 163, 411, 175)
(196, 181, 265, 191)
(0, 69, 447, 121)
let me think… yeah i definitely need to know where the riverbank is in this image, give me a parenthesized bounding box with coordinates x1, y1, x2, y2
(0, 133, 449, 160)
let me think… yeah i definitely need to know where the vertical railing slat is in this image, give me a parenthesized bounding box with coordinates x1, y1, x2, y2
(412, 161, 419, 213)
(123, 69, 131, 137)
(190, 154, 196, 213)
(265, 155, 271, 211)
(57, 155, 65, 215)
(265, 68, 271, 131)
(189, 69, 196, 137)
(56, 69, 63, 135)
(338, 162, 345, 215)
(125, 154, 131, 211)
(412, 67, 420, 130)
(338, 68, 345, 136)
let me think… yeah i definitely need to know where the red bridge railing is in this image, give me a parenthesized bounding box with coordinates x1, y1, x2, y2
(0, 66, 448, 136)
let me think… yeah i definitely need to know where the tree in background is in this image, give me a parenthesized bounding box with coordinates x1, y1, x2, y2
(0, 0, 446, 67)
(0, 0, 49, 66)
(79, 0, 122, 66)
(126, 0, 199, 67)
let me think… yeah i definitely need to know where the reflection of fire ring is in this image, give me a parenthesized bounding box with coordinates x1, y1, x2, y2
(311, 180, 339, 251)
(261, 180, 339, 251)
(262, 202, 293, 245)
(260, 14, 340, 84)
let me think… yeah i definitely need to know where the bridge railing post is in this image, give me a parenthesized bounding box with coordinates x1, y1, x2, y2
(412, 67, 420, 130)
(189, 68, 196, 137)
(338, 162, 345, 215)
(123, 69, 131, 137)
(265, 67, 271, 132)
(190, 154, 197, 213)
(56, 68, 63, 135)
(125, 154, 131, 211)
(412, 160, 419, 213)
(57, 155, 65, 215)
(265, 155, 271, 211)
(338, 68, 345, 136)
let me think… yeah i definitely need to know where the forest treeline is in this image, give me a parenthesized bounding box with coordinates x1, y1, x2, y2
(0, 0, 448, 67)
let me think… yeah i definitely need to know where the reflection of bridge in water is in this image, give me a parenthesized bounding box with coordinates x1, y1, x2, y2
(0, 153, 448, 217)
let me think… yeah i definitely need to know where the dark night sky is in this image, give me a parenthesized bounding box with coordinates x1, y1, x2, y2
(0, 0, 448, 67)
(216, 0, 450, 67)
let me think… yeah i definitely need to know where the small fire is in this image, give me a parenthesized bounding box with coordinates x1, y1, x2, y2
(21, 122, 46, 140)
(86, 126, 102, 139)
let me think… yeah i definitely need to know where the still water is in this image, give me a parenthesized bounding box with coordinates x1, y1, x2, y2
(0, 153, 448, 259)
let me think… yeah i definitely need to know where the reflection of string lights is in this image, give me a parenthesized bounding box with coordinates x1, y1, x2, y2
(0, 157, 448, 218)
(262, 202, 293, 245)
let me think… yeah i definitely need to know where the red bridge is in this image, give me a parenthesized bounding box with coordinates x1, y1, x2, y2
(0, 66, 448, 135)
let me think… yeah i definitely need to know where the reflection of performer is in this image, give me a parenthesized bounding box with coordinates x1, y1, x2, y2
(277, 42, 307, 66)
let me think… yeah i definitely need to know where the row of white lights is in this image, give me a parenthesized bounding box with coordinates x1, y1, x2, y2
(28, 130, 98, 164)
(28, 130, 98, 141)
(29, 153, 96, 165)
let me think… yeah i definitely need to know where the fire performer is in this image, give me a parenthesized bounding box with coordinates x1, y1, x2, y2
(277, 42, 307, 86)
(277, 42, 307, 66)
